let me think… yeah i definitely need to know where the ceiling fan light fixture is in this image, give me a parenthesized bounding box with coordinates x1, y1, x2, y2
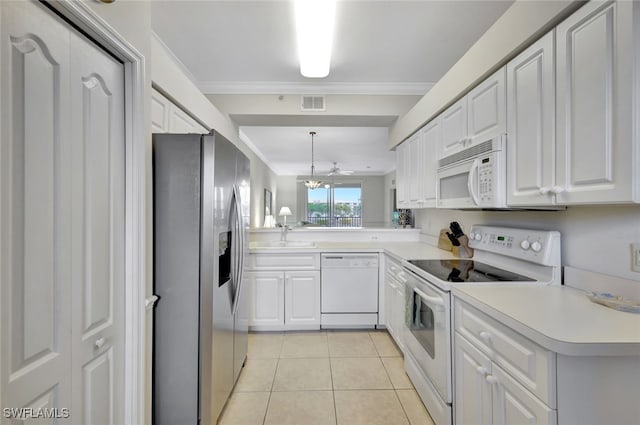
(304, 131, 323, 189)
(294, 0, 336, 78)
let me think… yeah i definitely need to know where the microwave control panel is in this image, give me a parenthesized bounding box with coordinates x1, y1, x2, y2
(478, 157, 494, 202)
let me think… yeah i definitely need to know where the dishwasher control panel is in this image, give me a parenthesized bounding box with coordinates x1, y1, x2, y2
(321, 253, 379, 268)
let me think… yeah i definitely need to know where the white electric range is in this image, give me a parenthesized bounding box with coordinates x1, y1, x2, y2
(400, 225, 561, 425)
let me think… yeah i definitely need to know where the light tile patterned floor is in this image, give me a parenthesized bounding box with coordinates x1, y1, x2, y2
(218, 330, 436, 425)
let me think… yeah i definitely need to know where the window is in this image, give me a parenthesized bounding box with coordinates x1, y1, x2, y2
(306, 183, 362, 227)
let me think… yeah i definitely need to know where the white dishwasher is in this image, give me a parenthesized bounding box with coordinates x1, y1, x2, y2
(321, 253, 379, 328)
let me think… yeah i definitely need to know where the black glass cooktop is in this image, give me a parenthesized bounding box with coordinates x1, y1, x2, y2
(407, 259, 535, 283)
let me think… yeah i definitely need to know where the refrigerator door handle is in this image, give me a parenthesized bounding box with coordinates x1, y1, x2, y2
(231, 184, 244, 315)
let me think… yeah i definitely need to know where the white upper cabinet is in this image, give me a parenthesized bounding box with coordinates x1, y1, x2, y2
(441, 97, 468, 157)
(420, 117, 441, 206)
(151, 88, 209, 134)
(467, 67, 507, 146)
(507, 31, 557, 206)
(440, 68, 506, 159)
(395, 124, 439, 209)
(555, 0, 638, 204)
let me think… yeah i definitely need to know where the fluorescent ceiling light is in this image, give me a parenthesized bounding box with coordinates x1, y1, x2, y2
(294, 0, 336, 78)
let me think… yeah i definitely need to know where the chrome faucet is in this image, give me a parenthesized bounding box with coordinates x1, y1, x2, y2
(280, 225, 290, 242)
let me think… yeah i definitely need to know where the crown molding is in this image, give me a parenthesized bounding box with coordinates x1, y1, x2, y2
(198, 81, 434, 96)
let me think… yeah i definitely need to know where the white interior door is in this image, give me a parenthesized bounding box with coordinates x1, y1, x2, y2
(1, 1, 73, 419)
(69, 28, 125, 425)
(1, 2, 125, 423)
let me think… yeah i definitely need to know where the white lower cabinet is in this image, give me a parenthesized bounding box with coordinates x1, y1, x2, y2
(248, 253, 320, 331)
(455, 333, 556, 425)
(384, 256, 405, 352)
(454, 299, 557, 425)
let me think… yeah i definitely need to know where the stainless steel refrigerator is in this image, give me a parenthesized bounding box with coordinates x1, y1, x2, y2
(152, 132, 250, 425)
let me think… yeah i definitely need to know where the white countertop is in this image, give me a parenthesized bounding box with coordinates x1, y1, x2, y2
(249, 241, 456, 262)
(452, 285, 640, 357)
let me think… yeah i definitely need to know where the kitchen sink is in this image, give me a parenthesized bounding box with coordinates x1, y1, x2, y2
(251, 240, 317, 248)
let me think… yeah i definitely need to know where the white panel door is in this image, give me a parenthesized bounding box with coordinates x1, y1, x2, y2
(284, 271, 320, 330)
(556, 0, 635, 204)
(391, 281, 405, 352)
(491, 364, 557, 425)
(1, 0, 73, 418)
(407, 134, 421, 206)
(248, 271, 285, 329)
(168, 103, 208, 134)
(395, 142, 410, 208)
(150, 89, 169, 133)
(507, 31, 556, 206)
(69, 28, 125, 425)
(420, 118, 441, 206)
(440, 97, 468, 158)
(467, 67, 506, 147)
(454, 333, 492, 425)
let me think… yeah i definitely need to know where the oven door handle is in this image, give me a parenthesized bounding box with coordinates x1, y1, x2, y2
(414, 287, 445, 307)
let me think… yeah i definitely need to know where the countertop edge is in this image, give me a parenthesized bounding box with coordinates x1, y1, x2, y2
(452, 287, 640, 357)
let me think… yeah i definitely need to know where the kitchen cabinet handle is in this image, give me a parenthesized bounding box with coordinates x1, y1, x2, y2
(476, 366, 487, 376)
(539, 187, 551, 195)
(551, 186, 565, 194)
(95, 337, 106, 349)
(479, 331, 492, 343)
(485, 375, 499, 385)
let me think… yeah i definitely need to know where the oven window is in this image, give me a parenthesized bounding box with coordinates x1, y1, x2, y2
(407, 290, 436, 359)
(439, 172, 470, 200)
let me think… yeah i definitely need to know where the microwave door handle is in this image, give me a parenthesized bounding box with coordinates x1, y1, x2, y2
(468, 158, 480, 206)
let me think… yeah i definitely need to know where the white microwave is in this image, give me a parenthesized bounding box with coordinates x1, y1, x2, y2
(436, 134, 507, 209)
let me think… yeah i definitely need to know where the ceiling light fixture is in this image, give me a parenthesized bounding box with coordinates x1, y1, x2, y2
(294, 0, 336, 78)
(304, 131, 323, 189)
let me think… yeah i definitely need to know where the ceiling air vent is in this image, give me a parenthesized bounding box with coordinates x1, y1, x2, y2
(301, 95, 326, 112)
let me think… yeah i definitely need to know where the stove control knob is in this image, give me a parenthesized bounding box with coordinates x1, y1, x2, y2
(531, 241, 542, 252)
(520, 240, 530, 250)
(474, 233, 482, 241)
(469, 232, 475, 240)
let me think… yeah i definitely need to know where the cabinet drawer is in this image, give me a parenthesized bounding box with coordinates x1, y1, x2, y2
(454, 299, 556, 407)
(248, 253, 320, 270)
(384, 255, 403, 276)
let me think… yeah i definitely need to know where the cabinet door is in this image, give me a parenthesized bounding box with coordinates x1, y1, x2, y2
(284, 271, 320, 330)
(395, 142, 410, 208)
(392, 281, 405, 352)
(248, 271, 284, 330)
(384, 279, 396, 337)
(556, 0, 636, 204)
(421, 118, 441, 206)
(440, 97, 468, 158)
(168, 103, 208, 134)
(507, 31, 556, 206)
(407, 135, 422, 206)
(151, 88, 170, 133)
(454, 333, 492, 425)
(491, 364, 557, 425)
(467, 67, 506, 147)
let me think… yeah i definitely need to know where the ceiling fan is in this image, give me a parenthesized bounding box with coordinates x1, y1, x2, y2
(325, 162, 354, 176)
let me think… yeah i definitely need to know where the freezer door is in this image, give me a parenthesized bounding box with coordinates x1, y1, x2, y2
(210, 134, 237, 422)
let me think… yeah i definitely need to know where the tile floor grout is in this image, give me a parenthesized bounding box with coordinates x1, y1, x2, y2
(218, 330, 435, 425)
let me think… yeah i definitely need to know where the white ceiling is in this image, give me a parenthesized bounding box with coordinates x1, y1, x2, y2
(151, 0, 514, 175)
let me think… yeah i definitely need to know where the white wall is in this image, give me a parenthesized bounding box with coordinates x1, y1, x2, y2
(414, 206, 640, 282)
(390, 0, 582, 147)
(151, 35, 278, 228)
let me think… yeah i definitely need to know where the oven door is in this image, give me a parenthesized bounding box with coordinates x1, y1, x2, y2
(404, 270, 452, 403)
